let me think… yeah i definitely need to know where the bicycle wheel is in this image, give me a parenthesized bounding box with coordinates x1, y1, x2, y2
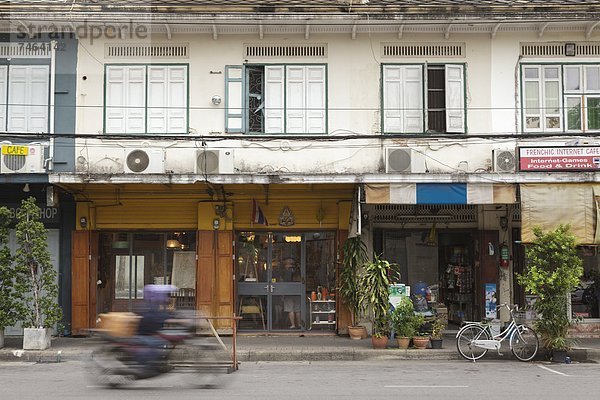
(510, 325, 539, 362)
(456, 325, 490, 361)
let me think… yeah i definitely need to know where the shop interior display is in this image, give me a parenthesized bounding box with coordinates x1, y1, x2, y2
(440, 245, 473, 325)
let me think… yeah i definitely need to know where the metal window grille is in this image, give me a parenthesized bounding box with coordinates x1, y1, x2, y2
(382, 43, 464, 58)
(244, 44, 327, 58)
(105, 43, 189, 58)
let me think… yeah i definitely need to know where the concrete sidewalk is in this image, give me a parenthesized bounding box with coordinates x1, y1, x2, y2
(1, 333, 599, 364)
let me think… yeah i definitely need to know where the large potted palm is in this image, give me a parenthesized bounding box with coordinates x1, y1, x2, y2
(0, 206, 17, 348)
(14, 197, 62, 350)
(517, 225, 583, 362)
(339, 236, 368, 339)
(359, 254, 392, 349)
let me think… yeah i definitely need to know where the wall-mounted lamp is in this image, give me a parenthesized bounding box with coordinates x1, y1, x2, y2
(79, 216, 87, 228)
(565, 42, 576, 57)
(23, 183, 30, 193)
(500, 216, 508, 231)
(166, 239, 181, 248)
(211, 95, 222, 105)
(213, 218, 220, 230)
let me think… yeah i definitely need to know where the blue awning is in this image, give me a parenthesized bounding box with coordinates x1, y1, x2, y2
(416, 183, 467, 204)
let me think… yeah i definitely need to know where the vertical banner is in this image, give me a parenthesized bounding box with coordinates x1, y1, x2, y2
(485, 283, 497, 319)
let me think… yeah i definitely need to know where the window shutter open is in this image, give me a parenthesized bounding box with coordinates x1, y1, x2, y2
(225, 66, 243, 133)
(286, 66, 306, 133)
(305, 66, 326, 134)
(0, 66, 6, 131)
(265, 66, 284, 133)
(403, 66, 423, 133)
(383, 66, 403, 132)
(383, 65, 423, 133)
(445, 64, 465, 133)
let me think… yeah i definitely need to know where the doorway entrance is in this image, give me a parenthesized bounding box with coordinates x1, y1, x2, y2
(235, 231, 336, 332)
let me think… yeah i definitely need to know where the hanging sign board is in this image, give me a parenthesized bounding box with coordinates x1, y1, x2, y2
(519, 146, 600, 172)
(389, 284, 409, 308)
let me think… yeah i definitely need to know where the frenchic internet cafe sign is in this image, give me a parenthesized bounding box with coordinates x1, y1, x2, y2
(518, 146, 600, 172)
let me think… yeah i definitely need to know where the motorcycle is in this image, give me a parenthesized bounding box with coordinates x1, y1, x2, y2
(87, 321, 234, 388)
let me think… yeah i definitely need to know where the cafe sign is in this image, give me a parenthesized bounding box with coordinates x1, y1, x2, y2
(518, 146, 600, 172)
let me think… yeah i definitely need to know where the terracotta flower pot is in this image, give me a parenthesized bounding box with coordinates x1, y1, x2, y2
(348, 325, 367, 340)
(412, 336, 430, 350)
(371, 335, 389, 349)
(397, 336, 411, 349)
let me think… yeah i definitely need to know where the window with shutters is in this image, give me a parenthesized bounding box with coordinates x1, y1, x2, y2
(522, 64, 600, 133)
(104, 64, 188, 134)
(225, 64, 326, 134)
(382, 64, 465, 134)
(0, 64, 50, 133)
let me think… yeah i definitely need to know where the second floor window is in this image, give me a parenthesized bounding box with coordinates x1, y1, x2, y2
(382, 64, 465, 134)
(522, 64, 600, 133)
(105, 64, 188, 134)
(0, 64, 49, 133)
(225, 64, 326, 134)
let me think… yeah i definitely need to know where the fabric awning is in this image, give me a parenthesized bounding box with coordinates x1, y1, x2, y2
(520, 183, 600, 244)
(364, 183, 517, 205)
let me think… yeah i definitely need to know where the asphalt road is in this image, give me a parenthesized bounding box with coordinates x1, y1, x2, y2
(0, 359, 598, 400)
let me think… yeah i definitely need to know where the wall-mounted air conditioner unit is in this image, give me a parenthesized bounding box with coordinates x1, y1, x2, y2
(492, 148, 516, 173)
(195, 149, 234, 174)
(385, 147, 426, 173)
(1, 144, 45, 173)
(124, 148, 165, 174)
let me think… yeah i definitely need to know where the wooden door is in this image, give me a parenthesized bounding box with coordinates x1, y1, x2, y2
(71, 230, 98, 335)
(478, 230, 499, 320)
(336, 230, 350, 334)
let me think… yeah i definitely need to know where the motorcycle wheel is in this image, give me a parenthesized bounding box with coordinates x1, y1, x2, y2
(180, 345, 231, 389)
(88, 346, 135, 388)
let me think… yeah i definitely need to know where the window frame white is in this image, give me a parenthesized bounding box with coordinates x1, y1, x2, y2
(104, 64, 189, 135)
(521, 63, 600, 133)
(0, 63, 50, 133)
(382, 63, 466, 134)
(225, 63, 327, 135)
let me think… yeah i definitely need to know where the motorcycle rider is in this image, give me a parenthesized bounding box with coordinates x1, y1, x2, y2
(133, 284, 177, 376)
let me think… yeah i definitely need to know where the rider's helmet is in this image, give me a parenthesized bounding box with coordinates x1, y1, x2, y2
(143, 284, 178, 307)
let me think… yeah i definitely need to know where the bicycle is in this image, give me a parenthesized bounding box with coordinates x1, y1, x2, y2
(455, 303, 539, 362)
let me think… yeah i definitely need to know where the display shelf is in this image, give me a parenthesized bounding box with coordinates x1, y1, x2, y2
(308, 298, 336, 330)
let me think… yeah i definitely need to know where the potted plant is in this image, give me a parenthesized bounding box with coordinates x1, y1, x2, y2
(391, 297, 417, 349)
(517, 225, 583, 362)
(339, 236, 368, 340)
(410, 314, 429, 349)
(13, 197, 62, 350)
(359, 254, 392, 349)
(0, 206, 17, 348)
(429, 317, 446, 349)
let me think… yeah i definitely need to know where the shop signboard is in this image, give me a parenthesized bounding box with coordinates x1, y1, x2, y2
(485, 283, 497, 319)
(518, 146, 600, 172)
(389, 284, 409, 308)
(1, 203, 60, 225)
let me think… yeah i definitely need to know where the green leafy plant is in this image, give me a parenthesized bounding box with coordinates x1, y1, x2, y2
(411, 313, 426, 337)
(517, 225, 583, 352)
(339, 236, 368, 328)
(429, 317, 446, 339)
(0, 206, 18, 329)
(13, 197, 62, 329)
(359, 254, 392, 337)
(391, 297, 420, 338)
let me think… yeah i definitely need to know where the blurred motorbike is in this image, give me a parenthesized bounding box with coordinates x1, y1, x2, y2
(88, 314, 234, 388)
